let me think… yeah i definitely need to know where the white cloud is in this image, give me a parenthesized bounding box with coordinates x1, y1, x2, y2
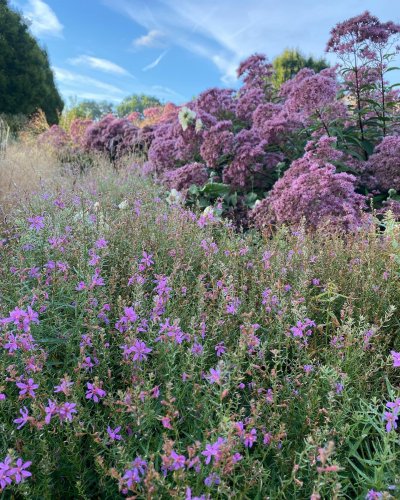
(69, 55, 132, 76)
(211, 55, 238, 85)
(53, 67, 124, 100)
(133, 29, 166, 48)
(24, 0, 63, 37)
(54, 66, 187, 104)
(142, 51, 167, 71)
(61, 89, 123, 103)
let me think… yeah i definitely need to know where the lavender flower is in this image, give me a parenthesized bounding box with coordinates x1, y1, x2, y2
(107, 426, 122, 441)
(16, 378, 39, 398)
(391, 351, 400, 367)
(85, 382, 106, 403)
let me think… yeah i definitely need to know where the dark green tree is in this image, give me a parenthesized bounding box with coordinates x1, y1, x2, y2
(116, 94, 162, 117)
(273, 48, 329, 88)
(0, 0, 63, 124)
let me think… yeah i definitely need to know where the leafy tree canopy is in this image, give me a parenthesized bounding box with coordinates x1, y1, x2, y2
(273, 48, 329, 88)
(116, 94, 162, 117)
(0, 0, 64, 124)
(68, 99, 114, 120)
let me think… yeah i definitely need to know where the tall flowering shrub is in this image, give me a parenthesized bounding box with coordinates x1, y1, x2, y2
(36, 11, 400, 229)
(145, 57, 291, 200)
(326, 11, 400, 142)
(144, 12, 400, 228)
(84, 115, 140, 161)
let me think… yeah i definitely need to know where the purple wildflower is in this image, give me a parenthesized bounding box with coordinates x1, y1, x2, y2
(215, 343, 226, 357)
(85, 382, 106, 403)
(244, 428, 257, 448)
(58, 402, 77, 422)
(386, 399, 400, 414)
(170, 450, 186, 470)
(383, 411, 398, 432)
(202, 437, 226, 465)
(391, 351, 400, 367)
(95, 238, 108, 249)
(9, 458, 32, 484)
(365, 490, 383, 499)
(14, 407, 30, 429)
(130, 339, 152, 362)
(207, 368, 221, 385)
(54, 378, 74, 395)
(0, 455, 13, 490)
(204, 473, 221, 487)
(16, 378, 39, 398)
(107, 426, 122, 441)
(44, 399, 58, 424)
(28, 215, 45, 232)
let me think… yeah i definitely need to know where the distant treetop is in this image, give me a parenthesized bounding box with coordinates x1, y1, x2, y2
(272, 48, 329, 88)
(116, 94, 162, 118)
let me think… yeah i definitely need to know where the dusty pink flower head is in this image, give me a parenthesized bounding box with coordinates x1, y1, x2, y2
(251, 136, 367, 231)
(222, 129, 282, 189)
(282, 68, 339, 115)
(363, 136, 400, 192)
(326, 11, 400, 54)
(163, 162, 208, 191)
(194, 88, 236, 119)
(236, 87, 266, 122)
(237, 54, 274, 92)
(200, 120, 234, 169)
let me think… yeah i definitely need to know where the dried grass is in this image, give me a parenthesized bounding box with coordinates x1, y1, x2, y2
(0, 141, 64, 216)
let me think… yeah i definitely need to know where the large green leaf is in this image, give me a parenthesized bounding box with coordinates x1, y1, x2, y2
(200, 182, 231, 197)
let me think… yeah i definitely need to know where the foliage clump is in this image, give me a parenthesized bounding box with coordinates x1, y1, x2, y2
(0, 0, 63, 124)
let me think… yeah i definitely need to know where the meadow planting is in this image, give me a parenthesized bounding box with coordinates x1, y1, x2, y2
(0, 10, 400, 500)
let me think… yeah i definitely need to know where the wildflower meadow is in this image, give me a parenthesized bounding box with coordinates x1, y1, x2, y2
(0, 7, 400, 500)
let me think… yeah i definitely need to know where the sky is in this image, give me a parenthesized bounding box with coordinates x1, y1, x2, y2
(10, 0, 400, 107)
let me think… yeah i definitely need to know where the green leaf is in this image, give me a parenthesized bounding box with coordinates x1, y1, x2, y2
(200, 182, 231, 197)
(347, 149, 366, 161)
(361, 140, 374, 156)
(333, 161, 358, 174)
(198, 197, 209, 208)
(372, 194, 387, 204)
(245, 192, 259, 209)
(225, 192, 238, 207)
(188, 184, 200, 195)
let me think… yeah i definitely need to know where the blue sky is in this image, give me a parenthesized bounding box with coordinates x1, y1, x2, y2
(10, 0, 400, 106)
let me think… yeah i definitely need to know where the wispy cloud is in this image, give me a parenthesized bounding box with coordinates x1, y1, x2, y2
(105, 0, 396, 84)
(53, 67, 124, 101)
(61, 90, 124, 103)
(150, 85, 186, 102)
(24, 0, 63, 38)
(53, 66, 187, 104)
(142, 51, 167, 71)
(133, 29, 166, 48)
(69, 55, 132, 76)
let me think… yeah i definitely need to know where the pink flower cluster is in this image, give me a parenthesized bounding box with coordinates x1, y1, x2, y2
(251, 137, 367, 231)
